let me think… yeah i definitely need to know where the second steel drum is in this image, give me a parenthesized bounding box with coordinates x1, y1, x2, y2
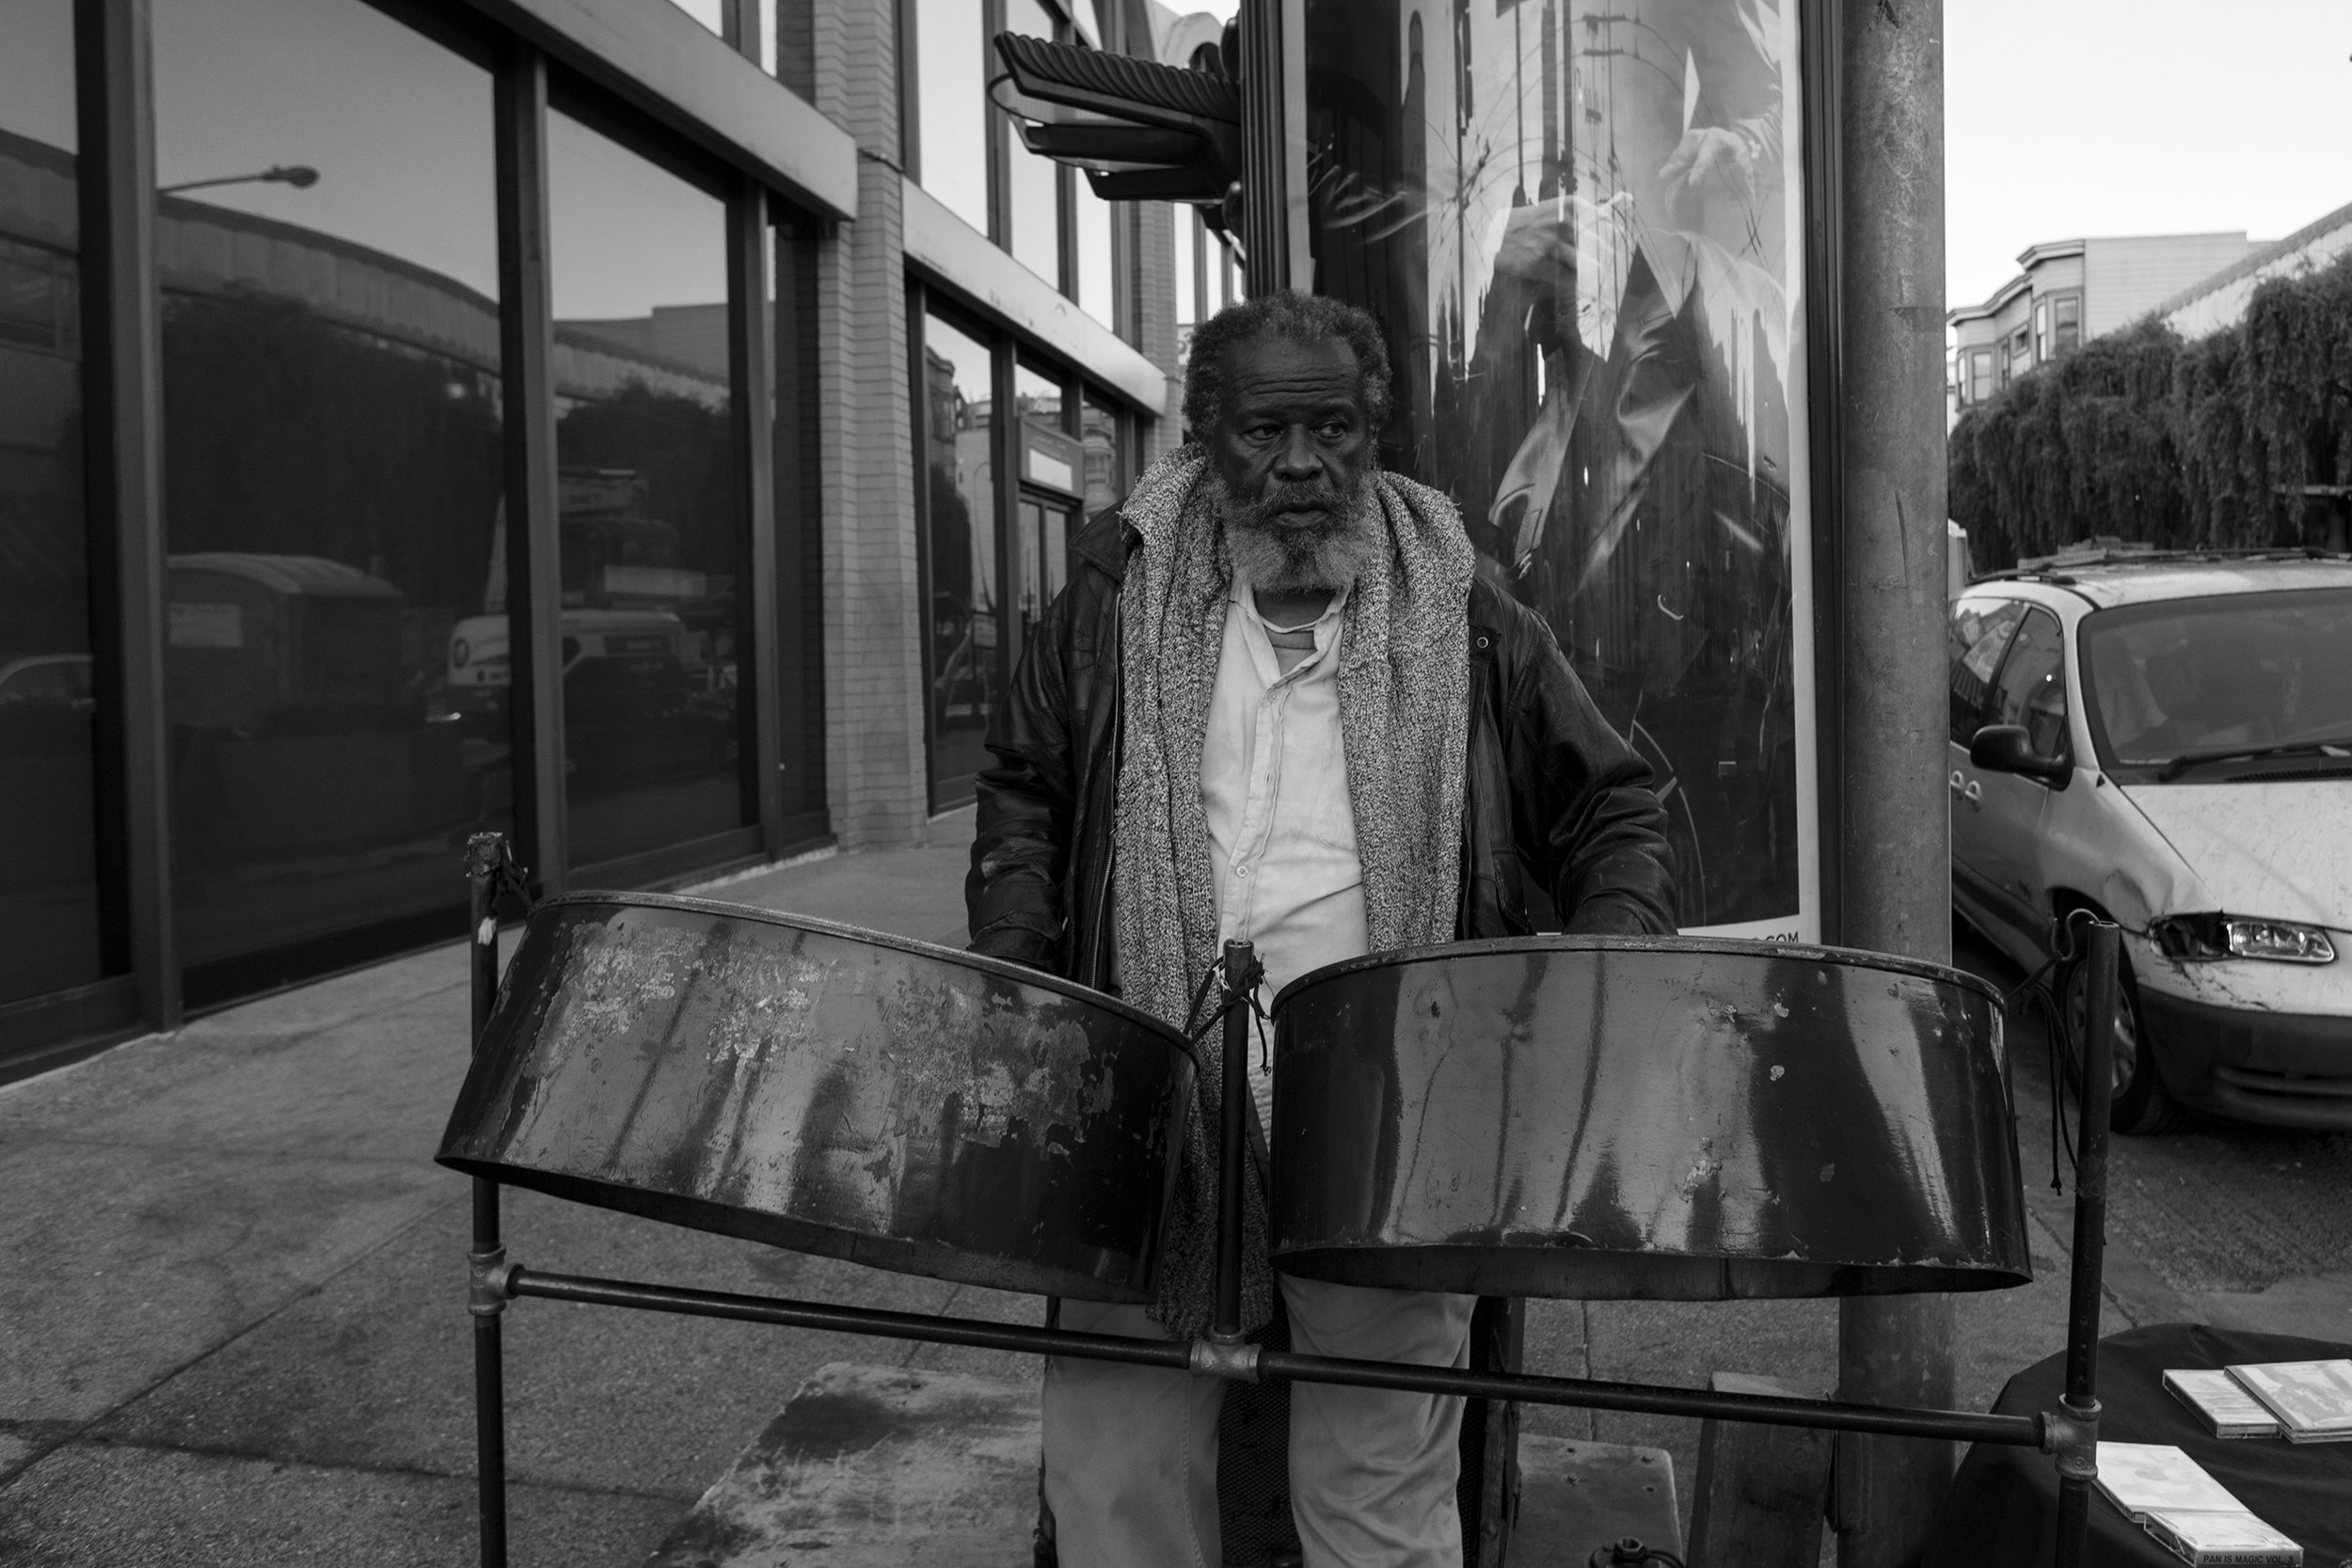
(437, 894, 1196, 1302)
(1269, 935, 2030, 1300)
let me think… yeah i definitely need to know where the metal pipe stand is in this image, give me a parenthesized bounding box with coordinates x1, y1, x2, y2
(456, 836, 2116, 1566)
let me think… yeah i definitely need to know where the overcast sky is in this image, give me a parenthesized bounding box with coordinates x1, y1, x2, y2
(19, 0, 2344, 329)
(1946, 0, 2352, 311)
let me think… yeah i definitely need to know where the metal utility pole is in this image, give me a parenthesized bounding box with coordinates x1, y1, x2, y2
(1827, 0, 1954, 1561)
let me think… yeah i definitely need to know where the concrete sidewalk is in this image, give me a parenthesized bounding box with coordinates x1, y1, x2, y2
(0, 826, 2267, 1564)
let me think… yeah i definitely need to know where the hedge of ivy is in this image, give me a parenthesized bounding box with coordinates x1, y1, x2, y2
(1947, 246, 2352, 570)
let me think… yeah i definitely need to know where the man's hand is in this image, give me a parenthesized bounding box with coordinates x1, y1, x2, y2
(1659, 125, 1755, 199)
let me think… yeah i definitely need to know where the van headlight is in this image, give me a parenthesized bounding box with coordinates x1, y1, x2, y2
(2153, 914, 2337, 964)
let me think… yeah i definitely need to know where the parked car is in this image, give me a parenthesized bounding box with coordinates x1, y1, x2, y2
(1947, 548, 2352, 1132)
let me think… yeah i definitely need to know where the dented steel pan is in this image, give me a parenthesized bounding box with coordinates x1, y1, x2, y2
(1268, 935, 2030, 1299)
(437, 893, 1195, 1303)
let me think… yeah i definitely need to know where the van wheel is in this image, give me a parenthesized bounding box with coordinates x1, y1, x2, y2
(2061, 948, 2185, 1133)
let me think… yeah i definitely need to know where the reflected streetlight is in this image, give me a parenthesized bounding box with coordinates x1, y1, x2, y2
(159, 164, 321, 197)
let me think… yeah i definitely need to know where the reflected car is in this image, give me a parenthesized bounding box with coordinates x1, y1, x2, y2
(447, 608, 730, 781)
(1947, 551, 2352, 1132)
(0, 653, 94, 709)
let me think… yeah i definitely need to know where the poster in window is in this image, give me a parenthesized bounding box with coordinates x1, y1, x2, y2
(1305, 0, 1816, 935)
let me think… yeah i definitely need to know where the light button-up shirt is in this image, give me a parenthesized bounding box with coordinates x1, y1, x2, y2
(1200, 582, 1369, 1130)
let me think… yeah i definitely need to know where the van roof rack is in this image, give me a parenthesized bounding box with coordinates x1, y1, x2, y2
(1977, 544, 2349, 585)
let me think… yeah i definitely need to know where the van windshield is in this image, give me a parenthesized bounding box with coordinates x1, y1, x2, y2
(2080, 588, 2352, 781)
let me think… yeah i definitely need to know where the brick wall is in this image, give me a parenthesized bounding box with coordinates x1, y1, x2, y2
(796, 2, 1184, 849)
(811, 0, 931, 847)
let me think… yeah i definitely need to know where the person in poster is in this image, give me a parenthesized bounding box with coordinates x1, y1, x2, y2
(1307, 0, 1805, 931)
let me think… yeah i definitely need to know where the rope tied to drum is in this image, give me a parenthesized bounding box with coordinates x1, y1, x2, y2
(2002, 907, 2106, 1195)
(1180, 945, 1270, 1052)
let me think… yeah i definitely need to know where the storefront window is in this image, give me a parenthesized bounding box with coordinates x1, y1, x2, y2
(917, 310, 1001, 807)
(1012, 364, 1076, 649)
(1080, 390, 1124, 516)
(1002, 0, 1064, 285)
(770, 213, 826, 832)
(914, 0, 990, 234)
(0, 0, 108, 1007)
(153, 0, 505, 997)
(1306, 0, 1810, 933)
(548, 103, 750, 872)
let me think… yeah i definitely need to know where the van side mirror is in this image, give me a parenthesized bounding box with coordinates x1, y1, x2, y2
(1969, 724, 2071, 789)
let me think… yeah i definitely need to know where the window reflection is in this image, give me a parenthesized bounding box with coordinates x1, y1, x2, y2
(918, 311, 1000, 806)
(914, 0, 989, 233)
(1012, 364, 1075, 646)
(1305, 0, 1811, 928)
(153, 0, 504, 992)
(548, 105, 750, 870)
(769, 214, 825, 829)
(1081, 391, 1123, 517)
(1002, 0, 1063, 284)
(0, 0, 108, 1006)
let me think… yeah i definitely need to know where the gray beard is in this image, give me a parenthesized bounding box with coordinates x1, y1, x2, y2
(1217, 472, 1388, 594)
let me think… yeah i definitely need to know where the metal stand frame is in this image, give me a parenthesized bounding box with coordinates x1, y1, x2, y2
(459, 837, 2115, 1566)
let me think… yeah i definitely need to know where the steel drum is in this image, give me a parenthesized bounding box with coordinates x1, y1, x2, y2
(1268, 935, 2030, 1299)
(437, 894, 1196, 1302)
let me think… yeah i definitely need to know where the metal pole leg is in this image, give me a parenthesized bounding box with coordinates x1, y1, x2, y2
(2051, 920, 2118, 1568)
(466, 833, 513, 1568)
(1210, 940, 1259, 1347)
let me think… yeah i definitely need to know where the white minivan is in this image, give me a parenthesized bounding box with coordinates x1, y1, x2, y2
(1947, 549, 2352, 1132)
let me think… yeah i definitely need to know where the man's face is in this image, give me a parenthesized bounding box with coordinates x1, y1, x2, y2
(1211, 333, 1374, 533)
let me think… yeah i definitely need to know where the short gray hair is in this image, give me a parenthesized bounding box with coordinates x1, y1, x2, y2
(1182, 291, 1394, 438)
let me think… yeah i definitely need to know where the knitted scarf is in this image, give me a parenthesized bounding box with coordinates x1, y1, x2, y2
(1114, 444, 1476, 1338)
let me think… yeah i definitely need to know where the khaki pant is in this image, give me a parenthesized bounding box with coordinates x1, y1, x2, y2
(1042, 1277, 1477, 1568)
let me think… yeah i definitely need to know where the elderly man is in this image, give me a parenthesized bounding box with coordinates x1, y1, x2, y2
(967, 292, 1677, 1568)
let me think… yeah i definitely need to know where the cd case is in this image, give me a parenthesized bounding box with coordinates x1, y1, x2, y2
(2142, 1507, 2303, 1566)
(2225, 1359, 2352, 1444)
(2093, 1443, 2249, 1523)
(2166, 1369, 2282, 1438)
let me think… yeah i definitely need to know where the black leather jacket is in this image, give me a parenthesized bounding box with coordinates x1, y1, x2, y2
(967, 510, 1677, 982)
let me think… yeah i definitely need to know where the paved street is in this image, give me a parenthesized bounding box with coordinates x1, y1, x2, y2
(1956, 925, 2352, 1337)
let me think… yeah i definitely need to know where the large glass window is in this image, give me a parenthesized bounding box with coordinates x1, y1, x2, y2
(916, 310, 1001, 807)
(548, 103, 751, 872)
(1001, 0, 1065, 285)
(1073, 180, 1114, 329)
(1305, 0, 1811, 930)
(770, 212, 826, 833)
(913, 0, 989, 234)
(153, 0, 504, 999)
(1012, 363, 1077, 652)
(0, 0, 109, 1007)
(1080, 389, 1124, 517)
